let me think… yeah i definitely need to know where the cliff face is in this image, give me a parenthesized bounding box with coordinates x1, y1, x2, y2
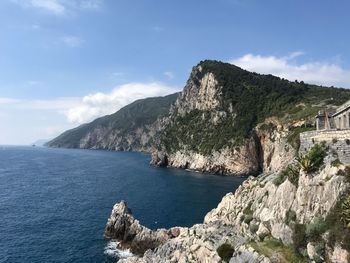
(46, 94, 178, 151)
(151, 61, 320, 176)
(107, 150, 350, 263)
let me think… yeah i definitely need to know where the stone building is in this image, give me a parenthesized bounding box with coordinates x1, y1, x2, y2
(316, 100, 350, 130)
(300, 100, 350, 164)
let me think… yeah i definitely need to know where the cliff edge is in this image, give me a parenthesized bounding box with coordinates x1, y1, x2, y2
(106, 145, 350, 262)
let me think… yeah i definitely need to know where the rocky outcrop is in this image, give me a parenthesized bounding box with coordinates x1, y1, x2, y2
(104, 201, 180, 255)
(151, 118, 296, 176)
(110, 152, 350, 262)
(151, 138, 260, 175)
(255, 118, 295, 173)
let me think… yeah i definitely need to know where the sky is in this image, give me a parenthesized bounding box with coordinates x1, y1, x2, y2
(1, 0, 350, 144)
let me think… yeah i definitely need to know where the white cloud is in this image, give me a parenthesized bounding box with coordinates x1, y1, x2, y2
(0, 82, 178, 144)
(10, 0, 65, 15)
(61, 36, 84, 47)
(9, 0, 103, 15)
(0, 97, 20, 104)
(66, 82, 178, 123)
(31, 0, 65, 14)
(164, 71, 174, 80)
(230, 52, 350, 88)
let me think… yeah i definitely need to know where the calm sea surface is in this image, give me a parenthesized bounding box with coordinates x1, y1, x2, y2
(0, 146, 245, 262)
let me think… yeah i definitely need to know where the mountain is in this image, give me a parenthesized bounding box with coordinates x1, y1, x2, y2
(151, 60, 350, 175)
(46, 93, 179, 151)
(48, 60, 350, 176)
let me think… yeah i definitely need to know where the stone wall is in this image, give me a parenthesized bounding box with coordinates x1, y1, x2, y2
(299, 129, 350, 164)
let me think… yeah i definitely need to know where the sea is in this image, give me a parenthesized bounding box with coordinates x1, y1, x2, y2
(0, 146, 245, 262)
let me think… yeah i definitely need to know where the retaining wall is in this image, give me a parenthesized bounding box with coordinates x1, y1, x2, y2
(299, 129, 350, 164)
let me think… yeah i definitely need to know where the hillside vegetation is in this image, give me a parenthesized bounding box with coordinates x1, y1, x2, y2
(161, 60, 350, 155)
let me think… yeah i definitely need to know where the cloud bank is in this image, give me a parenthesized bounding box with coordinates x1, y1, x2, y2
(10, 0, 103, 15)
(66, 82, 177, 123)
(230, 53, 350, 88)
(1, 82, 177, 124)
(0, 82, 178, 144)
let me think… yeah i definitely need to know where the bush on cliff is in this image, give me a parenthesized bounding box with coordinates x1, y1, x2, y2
(217, 243, 235, 262)
(274, 163, 300, 186)
(337, 165, 350, 182)
(305, 217, 327, 241)
(297, 143, 326, 174)
(326, 193, 350, 251)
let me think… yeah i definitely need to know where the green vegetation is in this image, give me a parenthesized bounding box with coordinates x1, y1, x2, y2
(285, 209, 297, 225)
(331, 158, 342, 167)
(249, 238, 307, 263)
(47, 93, 179, 148)
(216, 243, 235, 262)
(274, 143, 326, 187)
(297, 144, 326, 174)
(292, 224, 307, 252)
(326, 193, 350, 251)
(290, 196, 350, 257)
(305, 217, 328, 241)
(341, 195, 350, 228)
(286, 126, 314, 150)
(275, 163, 300, 186)
(337, 166, 350, 182)
(162, 60, 350, 154)
(249, 223, 259, 233)
(240, 202, 254, 224)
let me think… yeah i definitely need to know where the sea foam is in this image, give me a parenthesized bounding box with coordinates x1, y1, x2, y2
(104, 240, 133, 259)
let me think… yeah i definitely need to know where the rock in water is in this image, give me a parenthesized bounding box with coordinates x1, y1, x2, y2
(104, 201, 179, 255)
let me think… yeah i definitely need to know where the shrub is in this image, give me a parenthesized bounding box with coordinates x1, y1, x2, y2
(314, 241, 325, 263)
(244, 214, 253, 224)
(217, 243, 235, 262)
(274, 163, 300, 186)
(332, 138, 338, 143)
(274, 172, 287, 186)
(285, 209, 297, 225)
(337, 166, 350, 182)
(292, 224, 307, 252)
(331, 158, 342, 167)
(341, 195, 350, 228)
(250, 223, 259, 233)
(305, 217, 327, 241)
(326, 193, 350, 251)
(346, 139, 350, 145)
(297, 144, 326, 174)
(249, 238, 308, 263)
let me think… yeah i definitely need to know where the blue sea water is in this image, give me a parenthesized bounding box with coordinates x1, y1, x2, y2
(0, 146, 245, 263)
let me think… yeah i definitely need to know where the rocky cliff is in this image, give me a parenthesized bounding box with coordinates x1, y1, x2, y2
(106, 146, 350, 262)
(151, 60, 350, 176)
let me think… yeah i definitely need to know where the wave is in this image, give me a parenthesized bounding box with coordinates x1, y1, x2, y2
(104, 240, 133, 259)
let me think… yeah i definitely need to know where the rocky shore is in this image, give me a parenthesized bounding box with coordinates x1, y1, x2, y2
(105, 151, 350, 262)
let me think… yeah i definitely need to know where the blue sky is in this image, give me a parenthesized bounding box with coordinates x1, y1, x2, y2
(1, 0, 350, 144)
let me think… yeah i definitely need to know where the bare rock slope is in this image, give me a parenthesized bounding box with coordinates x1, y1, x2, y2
(107, 150, 350, 262)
